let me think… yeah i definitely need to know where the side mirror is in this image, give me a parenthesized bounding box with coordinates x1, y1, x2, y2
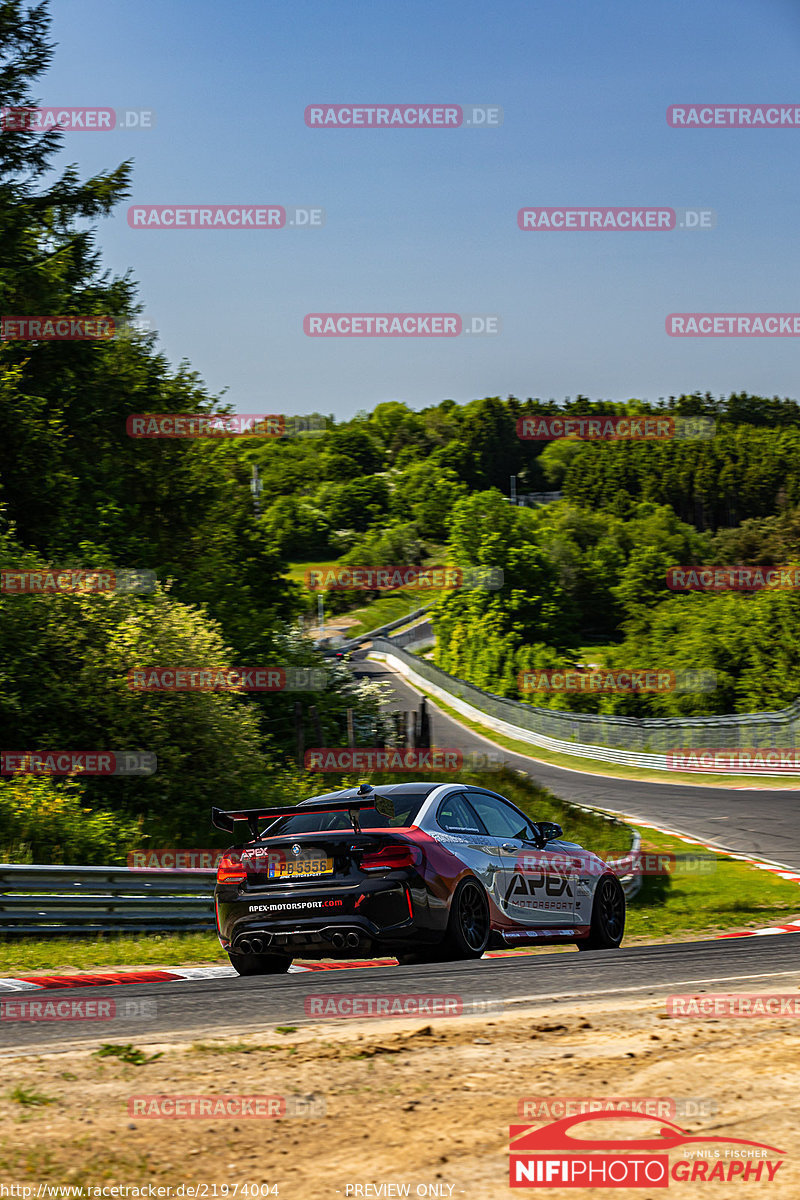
(532, 821, 563, 848)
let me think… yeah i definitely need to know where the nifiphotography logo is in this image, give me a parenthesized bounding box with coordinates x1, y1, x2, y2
(508, 1110, 785, 1187)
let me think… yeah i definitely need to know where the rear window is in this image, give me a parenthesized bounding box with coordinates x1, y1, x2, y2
(260, 792, 428, 836)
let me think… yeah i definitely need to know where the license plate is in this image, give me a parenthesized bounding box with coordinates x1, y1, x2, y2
(268, 857, 333, 879)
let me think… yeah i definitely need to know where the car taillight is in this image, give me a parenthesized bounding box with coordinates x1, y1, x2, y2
(217, 854, 246, 884)
(360, 844, 421, 872)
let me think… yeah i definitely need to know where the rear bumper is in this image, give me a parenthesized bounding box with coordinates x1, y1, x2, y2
(216, 875, 445, 958)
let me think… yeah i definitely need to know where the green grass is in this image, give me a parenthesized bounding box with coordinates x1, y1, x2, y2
(344, 593, 424, 637)
(94, 1044, 162, 1066)
(287, 554, 452, 638)
(624, 827, 800, 939)
(0, 931, 225, 976)
(9, 1085, 55, 1107)
(285, 558, 343, 585)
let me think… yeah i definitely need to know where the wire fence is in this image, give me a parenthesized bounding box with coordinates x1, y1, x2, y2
(370, 640, 800, 769)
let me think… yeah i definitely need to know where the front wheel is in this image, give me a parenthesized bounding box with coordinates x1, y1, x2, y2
(577, 874, 625, 951)
(228, 951, 292, 976)
(438, 878, 490, 960)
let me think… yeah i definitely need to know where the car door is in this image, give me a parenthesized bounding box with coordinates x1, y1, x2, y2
(463, 789, 576, 927)
(433, 790, 506, 910)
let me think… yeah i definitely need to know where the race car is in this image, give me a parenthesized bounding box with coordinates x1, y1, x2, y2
(212, 780, 625, 975)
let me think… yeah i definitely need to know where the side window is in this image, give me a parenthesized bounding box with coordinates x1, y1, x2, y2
(466, 791, 534, 841)
(436, 792, 487, 835)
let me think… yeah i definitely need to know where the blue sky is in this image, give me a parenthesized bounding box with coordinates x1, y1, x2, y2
(39, 0, 800, 418)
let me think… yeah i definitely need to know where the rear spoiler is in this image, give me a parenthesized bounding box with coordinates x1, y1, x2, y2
(211, 790, 393, 838)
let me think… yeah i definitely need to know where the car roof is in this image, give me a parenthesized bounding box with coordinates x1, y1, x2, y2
(298, 781, 443, 807)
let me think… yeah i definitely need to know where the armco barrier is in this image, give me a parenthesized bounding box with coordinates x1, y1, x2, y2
(368, 641, 800, 774)
(0, 850, 640, 935)
(338, 605, 430, 651)
(607, 828, 643, 902)
(0, 863, 215, 936)
(381, 618, 434, 650)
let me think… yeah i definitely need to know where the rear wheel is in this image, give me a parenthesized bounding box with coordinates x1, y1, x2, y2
(437, 878, 490, 960)
(228, 951, 292, 976)
(577, 874, 625, 951)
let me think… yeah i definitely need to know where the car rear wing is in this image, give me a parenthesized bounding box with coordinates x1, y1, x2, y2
(211, 793, 393, 838)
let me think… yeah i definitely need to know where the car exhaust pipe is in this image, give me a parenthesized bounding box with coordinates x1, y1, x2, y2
(346, 932, 360, 949)
(249, 936, 265, 954)
(330, 932, 346, 949)
(238, 937, 252, 954)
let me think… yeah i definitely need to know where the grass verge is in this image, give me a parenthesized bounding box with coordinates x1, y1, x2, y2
(343, 593, 421, 637)
(284, 558, 342, 585)
(0, 931, 225, 976)
(624, 826, 800, 939)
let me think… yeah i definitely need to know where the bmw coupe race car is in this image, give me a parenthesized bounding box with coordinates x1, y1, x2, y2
(212, 781, 625, 975)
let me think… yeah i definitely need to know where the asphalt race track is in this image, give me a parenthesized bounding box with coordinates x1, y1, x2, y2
(3, 653, 799, 1055)
(2, 936, 799, 1053)
(355, 655, 800, 871)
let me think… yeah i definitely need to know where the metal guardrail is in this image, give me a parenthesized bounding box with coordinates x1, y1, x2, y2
(384, 619, 435, 650)
(607, 829, 644, 902)
(0, 864, 215, 936)
(369, 642, 800, 773)
(337, 605, 431, 651)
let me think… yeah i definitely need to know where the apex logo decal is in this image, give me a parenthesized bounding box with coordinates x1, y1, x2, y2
(504, 872, 573, 903)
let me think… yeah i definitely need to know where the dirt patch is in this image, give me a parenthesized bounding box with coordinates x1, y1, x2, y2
(1, 991, 799, 1197)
